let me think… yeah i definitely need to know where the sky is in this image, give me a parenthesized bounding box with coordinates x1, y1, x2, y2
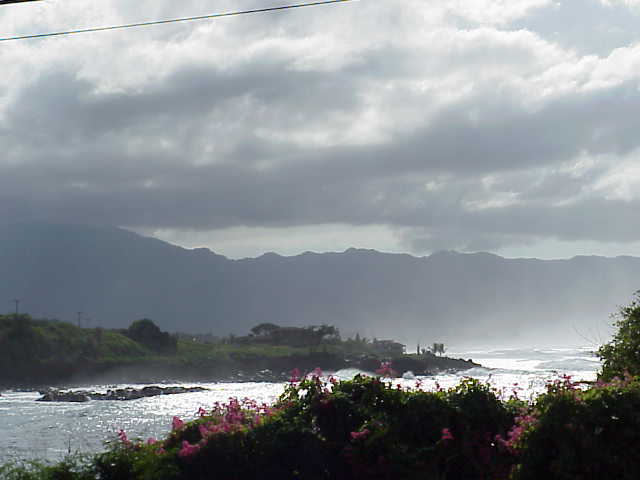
(2, 0, 640, 259)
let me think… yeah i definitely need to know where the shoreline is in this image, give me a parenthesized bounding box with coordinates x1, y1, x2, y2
(0, 353, 479, 391)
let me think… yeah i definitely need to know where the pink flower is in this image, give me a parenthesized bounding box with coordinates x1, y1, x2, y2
(441, 428, 454, 441)
(501, 413, 538, 450)
(146, 437, 157, 445)
(199, 423, 215, 438)
(290, 368, 302, 383)
(350, 428, 371, 441)
(172, 416, 185, 431)
(311, 367, 323, 378)
(197, 407, 207, 417)
(117, 429, 130, 445)
(178, 440, 200, 458)
(375, 361, 397, 378)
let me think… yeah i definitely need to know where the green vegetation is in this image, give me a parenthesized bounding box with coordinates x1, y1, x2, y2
(510, 375, 640, 479)
(0, 316, 460, 386)
(597, 290, 640, 380)
(0, 315, 149, 385)
(123, 319, 177, 355)
(5, 294, 640, 478)
(4, 372, 640, 479)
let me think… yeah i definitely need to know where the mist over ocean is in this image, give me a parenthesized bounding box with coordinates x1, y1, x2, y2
(0, 346, 599, 464)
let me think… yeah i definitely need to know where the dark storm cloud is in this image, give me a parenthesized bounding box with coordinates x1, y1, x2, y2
(2, 0, 640, 253)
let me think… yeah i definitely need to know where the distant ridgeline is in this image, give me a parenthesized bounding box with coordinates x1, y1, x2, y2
(3, 223, 640, 346)
(0, 315, 473, 387)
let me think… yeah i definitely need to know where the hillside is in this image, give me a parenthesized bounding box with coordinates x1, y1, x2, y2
(0, 315, 330, 386)
(0, 315, 473, 387)
(1, 222, 638, 346)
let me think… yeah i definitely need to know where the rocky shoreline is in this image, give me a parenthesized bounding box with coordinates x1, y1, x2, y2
(1, 353, 479, 393)
(37, 385, 208, 402)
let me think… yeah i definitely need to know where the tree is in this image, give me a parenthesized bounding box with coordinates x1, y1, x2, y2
(311, 324, 340, 344)
(598, 291, 640, 380)
(430, 342, 446, 356)
(124, 319, 177, 354)
(250, 323, 280, 337)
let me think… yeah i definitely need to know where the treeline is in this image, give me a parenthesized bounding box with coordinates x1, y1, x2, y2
(178, 323, 410, 357)
(0, 314, 457, 386)
(0, 315, 150, 385)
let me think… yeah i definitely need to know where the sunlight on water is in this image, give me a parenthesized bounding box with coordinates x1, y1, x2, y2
(0, 347, 600, 463)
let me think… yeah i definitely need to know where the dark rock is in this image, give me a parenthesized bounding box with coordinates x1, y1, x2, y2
(37, 385, 207, 402)
(37, 390, 90, 402)
(352, 353, 478, 377)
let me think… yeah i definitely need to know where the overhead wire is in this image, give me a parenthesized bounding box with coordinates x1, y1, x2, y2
(0, 0, 356, 43)
(0, 0, 43, 5)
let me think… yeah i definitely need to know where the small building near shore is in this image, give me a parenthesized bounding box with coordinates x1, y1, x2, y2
(371, 339, 405, 356)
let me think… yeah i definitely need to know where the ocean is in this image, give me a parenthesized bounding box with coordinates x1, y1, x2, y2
(0, 346, 600, 464)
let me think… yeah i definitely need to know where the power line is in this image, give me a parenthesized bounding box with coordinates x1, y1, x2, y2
(0, 0, 42, 5)
(0, 0, 356, 43)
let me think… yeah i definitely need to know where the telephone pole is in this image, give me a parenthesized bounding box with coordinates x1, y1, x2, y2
(77, 311, 83, 328)
(12, 299, 20, 316)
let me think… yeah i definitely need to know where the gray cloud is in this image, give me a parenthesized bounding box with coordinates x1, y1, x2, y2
(510, 0, 640, 56)
(2, 0, 640, 256)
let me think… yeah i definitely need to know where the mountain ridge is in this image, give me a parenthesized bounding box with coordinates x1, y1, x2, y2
(1, 222, 637, 347)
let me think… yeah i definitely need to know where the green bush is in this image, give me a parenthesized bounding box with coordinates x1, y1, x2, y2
(48, 375, 516, 480)
(509, 376, 640, 480)
(0, 455, 94, 480)
(598, 291, 640, 381)
(6, 288, 640, 479)
(4, 373, 640, 479)
(123, 319, 177, 355)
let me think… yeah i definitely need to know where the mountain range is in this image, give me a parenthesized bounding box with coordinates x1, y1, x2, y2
(1, 223, 638, 348)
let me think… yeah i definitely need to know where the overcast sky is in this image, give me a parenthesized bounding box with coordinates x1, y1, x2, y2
(2, 0, 640, 259)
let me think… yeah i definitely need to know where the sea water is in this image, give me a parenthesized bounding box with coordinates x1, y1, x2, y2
(0, 347, 600, 464)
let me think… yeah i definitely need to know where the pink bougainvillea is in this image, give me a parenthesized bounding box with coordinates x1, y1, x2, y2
(350, 429, 371, 441)
(375, 361, 397, 378)
(441, 428, 454, 441)
(178, 440, 200, 458)
(172, 416, 185, 431)
(117, 429, 130, 445)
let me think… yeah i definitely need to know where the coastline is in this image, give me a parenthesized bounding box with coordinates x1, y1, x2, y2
(0, 351, 479, 391)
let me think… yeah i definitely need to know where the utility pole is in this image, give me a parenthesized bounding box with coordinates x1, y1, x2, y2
(77, 311, 83, 328)
(12, 299, 20, 316)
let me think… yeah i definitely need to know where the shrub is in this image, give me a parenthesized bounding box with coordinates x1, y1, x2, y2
(123, 319, 177, 354)
(509, 375, 640, 480)
(598, 291, 640, 381)
(0, 455, 95, 480)
(83, 373, 517, 480)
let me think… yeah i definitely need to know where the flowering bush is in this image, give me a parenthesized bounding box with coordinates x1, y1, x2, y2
(5, 373, 640, 479)
(8, 296, 640, 479)
(509, 375, 640, 480)
(78, 374, 517, 480)
(374, 361, 397, 378)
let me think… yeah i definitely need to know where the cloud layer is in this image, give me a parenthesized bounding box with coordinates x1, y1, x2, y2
(2, 0, 640, 257)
